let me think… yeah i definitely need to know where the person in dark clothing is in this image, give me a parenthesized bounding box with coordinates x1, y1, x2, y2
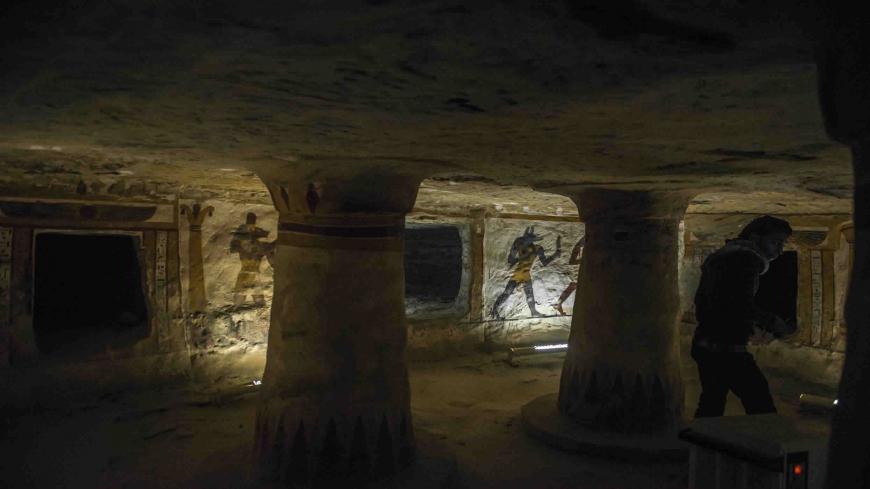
(691, 215, 797, 417)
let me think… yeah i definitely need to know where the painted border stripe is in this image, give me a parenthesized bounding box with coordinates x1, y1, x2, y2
(278, 222, 403, 238)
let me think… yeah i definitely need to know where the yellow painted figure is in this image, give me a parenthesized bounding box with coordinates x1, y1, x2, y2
(490, 227, 561, 319)
(230, 213, 275, 306)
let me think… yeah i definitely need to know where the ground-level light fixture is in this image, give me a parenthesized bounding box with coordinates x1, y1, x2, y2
(798, 393, 838, 415)
(507, 343, 568, 366)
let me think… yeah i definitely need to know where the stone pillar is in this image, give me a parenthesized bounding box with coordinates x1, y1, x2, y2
(557, 189, 690, 433)
(180, 203, 213, 313)
(808, 4, 870, 487)
(254, 174, 421, 485)
(825, 144, 870, 489)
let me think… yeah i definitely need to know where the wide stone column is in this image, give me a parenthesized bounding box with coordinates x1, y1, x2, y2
(253, 173, 421, 485)
(557, 189, 690, 433)
(807, 4, 870, 488)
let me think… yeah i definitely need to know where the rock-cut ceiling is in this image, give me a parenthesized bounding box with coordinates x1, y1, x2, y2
(0, 0, 854, 214)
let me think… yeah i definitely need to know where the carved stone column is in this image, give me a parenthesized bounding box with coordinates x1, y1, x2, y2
(254, 173, 421, 485)
(180, 203, 213, 313)
(808, 4, 870, 487)
(557, 189, 691, 433)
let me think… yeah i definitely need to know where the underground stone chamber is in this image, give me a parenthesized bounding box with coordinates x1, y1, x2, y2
(0, 1, 868, 488)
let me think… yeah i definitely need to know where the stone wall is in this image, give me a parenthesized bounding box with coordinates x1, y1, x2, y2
(0, 196, 189, 403)
(0, 191, 853, 395)
(179, 199, 276, 383)
(482, 217, 584, 346)
(680, 213, 852, 387)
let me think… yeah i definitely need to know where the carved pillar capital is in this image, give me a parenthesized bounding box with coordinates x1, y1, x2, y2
(180, 203, 214, 231)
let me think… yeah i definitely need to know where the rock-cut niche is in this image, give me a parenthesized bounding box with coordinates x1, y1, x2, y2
(32, 233, 149, 356)
(404, 224, 463, 316)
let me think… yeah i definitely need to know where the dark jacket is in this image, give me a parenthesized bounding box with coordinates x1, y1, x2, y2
(693, 240, 782, 346)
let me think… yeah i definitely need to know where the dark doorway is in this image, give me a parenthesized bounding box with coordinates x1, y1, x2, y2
(756, 250, 798, 323)
(404, 225, 463, 314)
(33, 233, 149, 356)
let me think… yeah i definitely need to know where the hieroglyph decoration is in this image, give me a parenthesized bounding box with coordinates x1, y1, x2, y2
(0, 227, 11, 326)
(811, 250, 823, 345)
(156, 231, 168, 311)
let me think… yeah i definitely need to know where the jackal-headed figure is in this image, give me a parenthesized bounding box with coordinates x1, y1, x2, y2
(490, 226, 561, 319)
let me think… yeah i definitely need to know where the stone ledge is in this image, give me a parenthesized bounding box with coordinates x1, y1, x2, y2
(521, 393, 689, 462)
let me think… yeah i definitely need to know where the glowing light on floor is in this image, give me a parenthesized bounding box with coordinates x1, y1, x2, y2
(533, 343, 568, 351)
(252, 379, 262, 386)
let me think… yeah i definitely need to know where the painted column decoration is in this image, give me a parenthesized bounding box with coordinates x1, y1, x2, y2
(557, 189, 690, 433)
(0, 227, 11, 365)
(811, 249, 823, 345)
(155, 230, 170, 346)
(254, 172, 422, 485)
(180, 203, 213, 313)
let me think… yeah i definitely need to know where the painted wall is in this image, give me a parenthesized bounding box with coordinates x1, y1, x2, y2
(482, 217, 584, 345)
(0, 192, 853, 395)
(179, 200, 277, 383)
(680, 214, 853, 387)
(181, 208, 480, 380)
(0, 197, 189, 405)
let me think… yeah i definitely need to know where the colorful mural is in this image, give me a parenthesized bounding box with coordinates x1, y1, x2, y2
(229, 212, 275, 306)
(554, 237, 584, 316)
(484, 219, 584, 324)
(489, 226, 562, 319)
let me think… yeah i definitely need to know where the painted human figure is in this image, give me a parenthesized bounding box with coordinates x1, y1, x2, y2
(554, 236, 585, 316)
(230, 212, 275, 306)
(490, 226, 561, 319)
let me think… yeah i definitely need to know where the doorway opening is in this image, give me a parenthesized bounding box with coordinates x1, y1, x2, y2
(404, 225, 463, 316)
(33, 233, 150, 356)
(756, 250, 798, 324)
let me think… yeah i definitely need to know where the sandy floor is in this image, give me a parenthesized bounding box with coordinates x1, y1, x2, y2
(0, 351, 834, 489)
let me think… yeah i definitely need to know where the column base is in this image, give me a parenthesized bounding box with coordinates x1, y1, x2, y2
(254, 428, 457, 489)
(255, 399, 415, 485)
(521, 393, 688, 462)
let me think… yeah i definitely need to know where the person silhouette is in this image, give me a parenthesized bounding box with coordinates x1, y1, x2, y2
(691, 215, 797, 417)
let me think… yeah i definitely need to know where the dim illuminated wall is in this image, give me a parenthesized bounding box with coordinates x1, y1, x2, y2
(680, 213, 853, 387)
(178, 200, 276, 382)
(0, 194, 189, 404)
(482, 217, 584, 345)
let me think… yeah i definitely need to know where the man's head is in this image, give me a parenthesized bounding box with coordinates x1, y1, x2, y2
(738, 216, 793, 261)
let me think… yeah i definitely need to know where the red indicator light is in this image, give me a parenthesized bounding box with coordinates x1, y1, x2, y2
(793, 464, 803, 476)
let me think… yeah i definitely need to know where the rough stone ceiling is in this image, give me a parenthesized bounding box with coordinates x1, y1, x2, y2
(0, 0, 854, 214)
